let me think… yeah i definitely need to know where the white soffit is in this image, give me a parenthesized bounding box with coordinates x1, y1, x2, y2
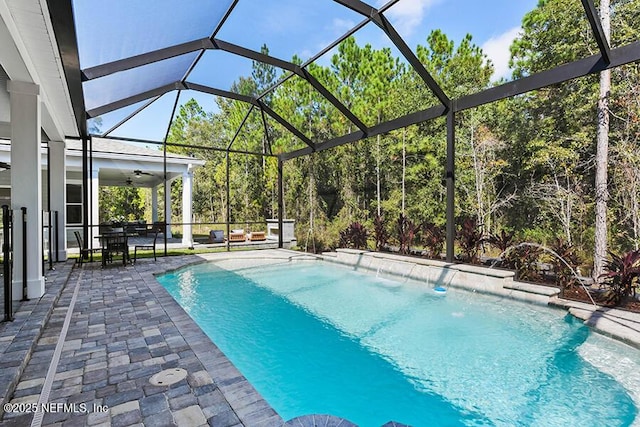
(1, 0, 78, 140)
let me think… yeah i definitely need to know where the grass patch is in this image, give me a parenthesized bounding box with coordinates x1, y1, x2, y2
(72, 245, 261, 263)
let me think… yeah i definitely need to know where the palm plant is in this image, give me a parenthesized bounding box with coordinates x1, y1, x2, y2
(600, 250, 640, 306)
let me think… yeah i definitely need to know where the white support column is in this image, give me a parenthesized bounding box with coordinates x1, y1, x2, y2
(182, 168, 193, 247)
(48, 140, 67, 261)
(90, 169, 99, 248)
(164, 180, 172, 238)
(151, 186, 158, 223)
(8, 80, 44, 299)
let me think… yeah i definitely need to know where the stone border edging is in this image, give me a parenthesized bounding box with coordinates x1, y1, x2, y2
(143, 255, 284, 426)
(0, 261, 75, 417)
(320, 249, 640, 349)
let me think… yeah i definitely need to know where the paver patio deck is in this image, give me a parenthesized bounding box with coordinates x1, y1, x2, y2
(0, 255, 282, 427)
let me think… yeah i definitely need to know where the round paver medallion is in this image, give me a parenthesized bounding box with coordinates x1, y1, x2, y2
(149, 368, 188, 386)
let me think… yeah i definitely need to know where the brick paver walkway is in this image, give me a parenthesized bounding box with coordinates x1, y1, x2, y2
(0, 256, 282, 427)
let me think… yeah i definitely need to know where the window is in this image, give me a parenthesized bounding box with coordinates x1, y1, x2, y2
(66, 183, 83, 225)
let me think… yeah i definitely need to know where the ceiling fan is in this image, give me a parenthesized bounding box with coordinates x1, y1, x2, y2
(133, 169, 153, 178)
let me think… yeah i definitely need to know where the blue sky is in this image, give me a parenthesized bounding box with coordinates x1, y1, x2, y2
(82, 0, 538, 142)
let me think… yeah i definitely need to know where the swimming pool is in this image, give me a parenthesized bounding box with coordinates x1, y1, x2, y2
(157, 260, 639, 426)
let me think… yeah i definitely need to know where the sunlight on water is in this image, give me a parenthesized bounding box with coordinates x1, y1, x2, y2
(158, 261, 638, 427)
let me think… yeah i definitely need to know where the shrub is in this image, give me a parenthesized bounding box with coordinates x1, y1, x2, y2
(339, 222, 369, 250)
(373, 214, 389, 251)
(549, 238, 580, 290)
(396, 214, 418, 255)
(503, 244, 543, 282)
(600, 250, 640, 306)
(422, 222, 445, 259)
(457, 217, 485, 264)
(488, 229, 515, 254)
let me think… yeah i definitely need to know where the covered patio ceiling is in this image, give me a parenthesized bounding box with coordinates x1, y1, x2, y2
(0, 138, 204, 188)
(45, 0, 640, 160)
(66, 138, 205, 188)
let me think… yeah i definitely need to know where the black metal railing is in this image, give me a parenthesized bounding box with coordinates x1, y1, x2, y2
(21, 207, 27, 301)
(54, 211, 59, 263)
(42, 210, 58, 271)
(2, 205, 13, 322)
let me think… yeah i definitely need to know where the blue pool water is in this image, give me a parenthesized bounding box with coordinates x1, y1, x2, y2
(157, 261, 638, 426)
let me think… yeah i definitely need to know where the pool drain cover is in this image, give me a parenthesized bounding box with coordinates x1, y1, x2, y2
(149, 368, 187, 386)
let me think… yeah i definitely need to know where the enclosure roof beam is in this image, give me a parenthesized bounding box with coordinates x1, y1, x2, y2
(81, 39, 213, 81)
(300, 69, 369, 133)
(227, 105, 255, 151)
(580, 0, 611, 64)
(282, 104, 446, 160)
(333, 0, 450, 108)
(163, 90, 182, 144)
(258, 101, 315, 149)
(456, 40, 640, 112)
(213, 39, 368, 132)
(289, 38, 640, 160)
(260, 107, 273, 155)
(212, 38, 296, 73)
(183, 82, 256, 105)
(102, 96, 160, 137)
(81, 36, 366, 134)
(97, 134, 275, 157)
(184, 82, 314, 150)
(285, 39, 640, 159)
(210, 0, 240, 39)
(86, 82, 184, 117)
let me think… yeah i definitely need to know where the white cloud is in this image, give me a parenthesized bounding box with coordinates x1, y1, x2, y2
(481, 27, 522, 81)
(378, 0, 439, 38)
(331, 17, 356, 34)
(309, 18, 357, 66)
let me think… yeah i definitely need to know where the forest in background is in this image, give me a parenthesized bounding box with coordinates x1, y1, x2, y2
(101, 0, 640, 274)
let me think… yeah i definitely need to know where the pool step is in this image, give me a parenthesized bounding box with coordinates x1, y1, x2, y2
(567, 306, 640, 349)
(284, 414, 411, 427)
(503, 282, 560, 297)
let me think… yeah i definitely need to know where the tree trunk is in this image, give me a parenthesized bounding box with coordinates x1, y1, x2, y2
(593, 0, 610, 282)
(402, 128, 406, 215)
(633, 178, 639, 250)
(469, 125, 485, 232)
(376, 134, 381, 217)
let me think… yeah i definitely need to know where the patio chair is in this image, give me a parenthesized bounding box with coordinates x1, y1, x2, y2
(74, 231, 101, 264)
(247, 231, 266, 241)
(209, 230, 225, 243)
(102, 228, 129, 266)
(229, 229, 246, 242)
(133, 229, 159, 263)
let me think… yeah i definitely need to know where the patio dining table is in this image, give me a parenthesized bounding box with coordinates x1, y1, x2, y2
(96, 231, 134, 267)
